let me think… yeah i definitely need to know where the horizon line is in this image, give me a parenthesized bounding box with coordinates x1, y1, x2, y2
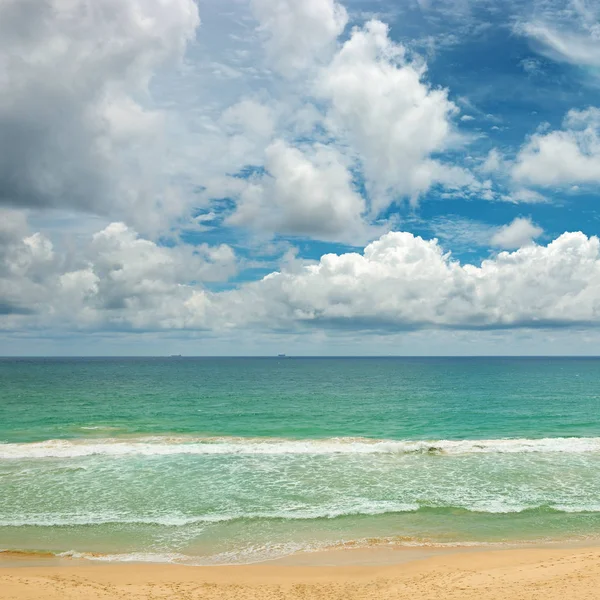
(3, 355, 600, 359)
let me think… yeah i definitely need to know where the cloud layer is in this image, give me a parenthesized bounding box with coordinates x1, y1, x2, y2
(4, 0, 600, 352)
(3, 215, 600, 334)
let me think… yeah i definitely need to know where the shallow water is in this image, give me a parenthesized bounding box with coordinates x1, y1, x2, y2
(2, 357, 600, 563)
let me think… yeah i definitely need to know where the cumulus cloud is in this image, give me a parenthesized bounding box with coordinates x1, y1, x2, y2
(6, 0, 591, 348)
(193, 8, 482, 242)
(0, 209, 57, 317)
(0, 0, 199, 227)
(0, 215, 237, 330)
(76, 223, 237, 329)
(513, 107, 600, 186)
(316, 20, 468, 212)
(232, 231, 600, 330)
(250, 0, 348, 73)
(491, 217, 544, 250)
(227, 140, 371, 242)
(5, 218, 600, 333)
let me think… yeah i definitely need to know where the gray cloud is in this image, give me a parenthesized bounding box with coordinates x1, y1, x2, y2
(0, 0, 199, 228)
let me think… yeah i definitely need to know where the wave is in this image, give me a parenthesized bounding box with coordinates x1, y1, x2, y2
(0, 503, 420, 527)
(3, 503, 600, 528)
(3, 435, 600, 459)
(3, 535, 592, 566)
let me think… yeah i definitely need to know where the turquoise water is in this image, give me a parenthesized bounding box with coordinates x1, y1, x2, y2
(2, 357, 600, 563)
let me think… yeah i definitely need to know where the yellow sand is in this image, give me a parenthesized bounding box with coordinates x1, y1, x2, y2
(2, 546, 600, 599)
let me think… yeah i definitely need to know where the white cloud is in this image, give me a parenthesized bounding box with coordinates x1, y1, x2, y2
(491, 217, 544, 250)
(503, 188, 548, 204)
(79, 222, 237, 328)
(6, 217, 600, 333)
(518, 0, 600, 73)
(230, 230, 600, 330)
(522, 21, 600, 67)
(0, 0, 200, 228)
(316, 20, 467, 213)
(513, 107, 600, 186)
(7, 0, 593, 348)
(479, 149, 504, 174)
(520, 57, 544, 75)
(476, 151, 547, 203)
(250, 0, 348, 73)
(227, 140, 371, 242)
(184, 8, 483, 242)
(428, 216, 496, 250)
(220, 99, 276, 140)
(0, 215, 237, 330)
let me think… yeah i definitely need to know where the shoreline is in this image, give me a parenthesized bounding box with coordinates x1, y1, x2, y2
(2, 545, 600, 599)
(3, 537, 600, 567)
(0, 545, 471, 568)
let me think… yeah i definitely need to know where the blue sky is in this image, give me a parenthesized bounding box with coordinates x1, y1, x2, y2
(2, 0, 600, 355)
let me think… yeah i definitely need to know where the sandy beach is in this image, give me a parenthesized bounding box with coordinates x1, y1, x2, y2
(2, 545, 600, 599)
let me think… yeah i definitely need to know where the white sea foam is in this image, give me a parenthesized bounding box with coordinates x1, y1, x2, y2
(0, 502, 421, 527)
(2, 436, 600, 459)
(3, 500, 600, 529)
(56, 543, 325, 566)
(0, 515, 212, 527)
(38, 538, 567, 565)
(57, 550, 193, 564)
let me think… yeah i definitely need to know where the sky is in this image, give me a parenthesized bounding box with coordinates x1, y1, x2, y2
(2, 0, 600, 356)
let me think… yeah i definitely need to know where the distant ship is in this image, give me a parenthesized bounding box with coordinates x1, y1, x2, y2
(277, 354, 286, 358)
(169, 354, 183, 358)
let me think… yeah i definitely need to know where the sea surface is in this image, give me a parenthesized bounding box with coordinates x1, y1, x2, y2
(2, 356, 600, 564)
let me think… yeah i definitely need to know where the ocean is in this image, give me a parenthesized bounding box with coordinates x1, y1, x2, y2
(1, 356, 600, 564)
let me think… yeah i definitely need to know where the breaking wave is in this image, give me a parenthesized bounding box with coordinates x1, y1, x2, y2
(3, 435, 600, 459)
